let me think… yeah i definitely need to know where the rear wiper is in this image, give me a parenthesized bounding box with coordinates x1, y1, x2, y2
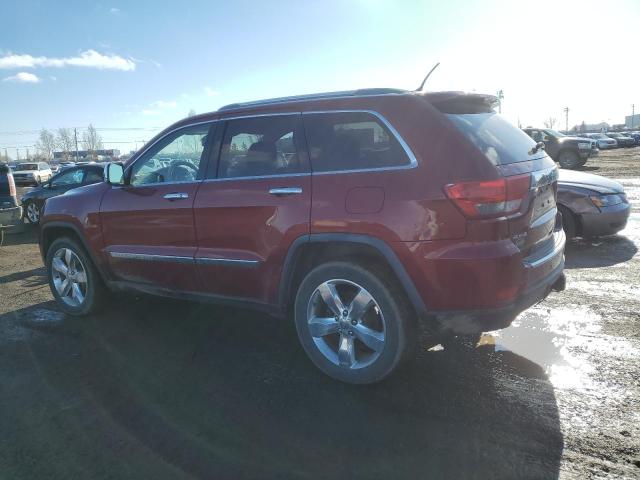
(529, 141, 545, 155)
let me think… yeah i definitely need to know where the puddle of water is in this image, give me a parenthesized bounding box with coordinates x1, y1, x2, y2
(486, 304, 640, 393)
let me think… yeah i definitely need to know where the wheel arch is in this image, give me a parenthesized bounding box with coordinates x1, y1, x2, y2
(278, 233, 428, 318)
(40, 221, 109, 283)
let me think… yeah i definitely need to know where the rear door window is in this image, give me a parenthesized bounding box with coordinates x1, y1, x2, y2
(217, 115, 304, 178)
(303, 112, 411, 172)
(447, 113, 543, 165)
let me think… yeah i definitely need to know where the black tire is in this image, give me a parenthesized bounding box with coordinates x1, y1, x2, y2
(45, 236, 107, 316)
(559, 205, 577, 240)
(294, 261, 415, 384)
(558, 150, 581, 169)
(24, 201, 41, 225)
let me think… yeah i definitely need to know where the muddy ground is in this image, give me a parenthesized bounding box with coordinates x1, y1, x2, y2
(1, 149, 639, 479)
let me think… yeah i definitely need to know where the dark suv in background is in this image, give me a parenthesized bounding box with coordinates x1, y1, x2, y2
(523, 128, 596, 169)
(40, 88, 566, 383)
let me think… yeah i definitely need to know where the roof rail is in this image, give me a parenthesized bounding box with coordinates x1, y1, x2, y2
(218, 88, 408, 112)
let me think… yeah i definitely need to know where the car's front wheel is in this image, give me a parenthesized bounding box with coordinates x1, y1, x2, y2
(294, 261, 414, 384)
(558, 150, 581, 169)
(46, 237, 107, 315)
(24, 201, 41, 225)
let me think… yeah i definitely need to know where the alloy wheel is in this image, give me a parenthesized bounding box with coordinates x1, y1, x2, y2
(51, 247, 88, 307)
(307, 279, 386, 369)
(26, 203, 40, 223)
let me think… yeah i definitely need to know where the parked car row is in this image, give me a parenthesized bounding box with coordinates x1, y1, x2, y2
(575, 131, 639, 148)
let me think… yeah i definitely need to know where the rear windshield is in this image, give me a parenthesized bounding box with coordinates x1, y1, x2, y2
(19, 163, 38, 170)
(446, 113, 544, 165)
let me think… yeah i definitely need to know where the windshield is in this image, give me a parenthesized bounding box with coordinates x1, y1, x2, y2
(544, 129, 565, 138)
(19, 163, 38, 170)
(446, 112, 544, 165)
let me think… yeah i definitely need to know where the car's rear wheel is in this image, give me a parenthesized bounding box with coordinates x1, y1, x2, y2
(559, 205, 577, 240)
(25, 201, 41, 225)
(558, 150, 581, 169)
(46, 237, 107, 315)
(294, 261, 414, 384)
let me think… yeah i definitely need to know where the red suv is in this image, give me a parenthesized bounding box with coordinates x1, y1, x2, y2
(40, 88, 565, 383)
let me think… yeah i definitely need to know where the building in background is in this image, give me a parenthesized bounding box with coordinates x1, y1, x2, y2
(625, 114, 640, 129)
(53, 149, 120, 161)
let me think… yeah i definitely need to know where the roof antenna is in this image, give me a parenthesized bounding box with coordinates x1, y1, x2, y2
(415, 62, 440, 92)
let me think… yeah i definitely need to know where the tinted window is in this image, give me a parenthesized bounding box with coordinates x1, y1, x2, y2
(83, 169, 103, 184)
(447, 113, 543, 165)
(51, 168, 83, 186)
(20, 163, 38, 170)
(130, 124, 211, 186)
(218, 115, 302, 178)
(303, 112, 410, 172)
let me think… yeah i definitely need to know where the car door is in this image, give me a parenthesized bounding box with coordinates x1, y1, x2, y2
(40, 167, 85, 209)
(192, 113, 311, 304)
(100, 122, 215, 291)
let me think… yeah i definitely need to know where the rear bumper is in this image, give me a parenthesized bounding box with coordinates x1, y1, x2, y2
(14, 178, 38, 185)
(424, 228, 566, 335)
(580, 202, 631, 237)
(0, 205, 23, 226)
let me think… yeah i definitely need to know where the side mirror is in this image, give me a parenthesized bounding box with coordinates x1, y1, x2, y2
(104, 162, 125, 185)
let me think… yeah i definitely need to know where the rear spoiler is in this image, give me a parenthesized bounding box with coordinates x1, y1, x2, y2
(421, 91, 498, 114)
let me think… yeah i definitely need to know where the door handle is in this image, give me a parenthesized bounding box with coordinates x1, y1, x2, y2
(163, 192, 189, 201)
(268, 187, 302, 196)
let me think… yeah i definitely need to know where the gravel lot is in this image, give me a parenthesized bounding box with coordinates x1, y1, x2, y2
(1, 149, 639, 479)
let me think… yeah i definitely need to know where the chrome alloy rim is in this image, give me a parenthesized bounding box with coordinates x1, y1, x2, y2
(27, 203, 39, 223)
(307, 279, 386, 369)
(51, 248, 88, 307)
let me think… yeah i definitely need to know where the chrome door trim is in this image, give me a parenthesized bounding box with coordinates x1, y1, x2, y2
(195, 257, 260, 268)
(108, 252, 194, 264)
(202, 172, 311, 183)
(163, 192, 189, 200)
(269, 187, 302, 196)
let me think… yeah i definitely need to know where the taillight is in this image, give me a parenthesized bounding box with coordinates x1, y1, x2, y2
(8, 174, 16, 197)
(445, 174, 531, 219)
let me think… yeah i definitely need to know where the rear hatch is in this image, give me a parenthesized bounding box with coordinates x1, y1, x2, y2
(428, 93, 559, 257)
(0, 164, 19, 208)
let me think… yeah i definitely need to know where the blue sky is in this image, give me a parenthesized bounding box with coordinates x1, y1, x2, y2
(1, 0, 638, 156)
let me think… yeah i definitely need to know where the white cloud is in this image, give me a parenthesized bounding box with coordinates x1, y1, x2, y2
(204, 87, 219, 97)
(110, 7, 120, 14)
(3, 72, 40, 83)
(0, 50, 135, 71)
(150, 100, 177, 109)
(142, 109, 161, 116)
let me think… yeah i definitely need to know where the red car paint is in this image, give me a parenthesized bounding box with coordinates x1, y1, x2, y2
(40, 90, 565, 333)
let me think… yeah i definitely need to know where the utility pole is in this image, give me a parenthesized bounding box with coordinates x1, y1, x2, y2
(497, 90, 504, 114)
(564, 107, 569, 132)
(74, 128, 79, 162)
(17, 148, 20, 161)
(632, 104, 635, 129)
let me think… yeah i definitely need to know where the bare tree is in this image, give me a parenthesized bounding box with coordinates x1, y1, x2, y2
(56, 128, 75, 160)
(187, 109, 196, 117)
(82, 124, 103, 159)
(543, 117, 557, 129)
(36, 128, 56, 161)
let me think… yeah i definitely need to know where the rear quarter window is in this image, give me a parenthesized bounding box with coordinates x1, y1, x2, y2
(447, 113, 544, 165)
(303, 112, 411, 172)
